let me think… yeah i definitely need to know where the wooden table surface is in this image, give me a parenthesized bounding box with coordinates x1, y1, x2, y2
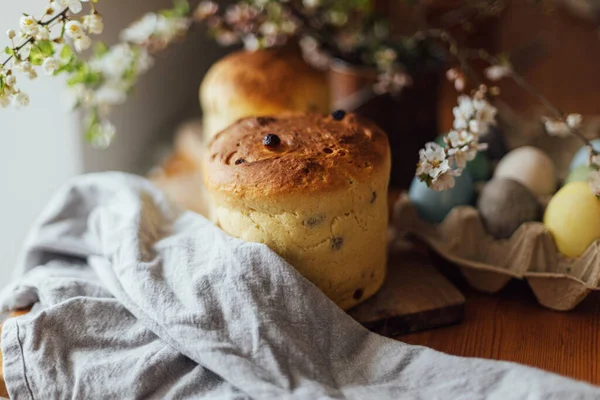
(399, 251, 600, 386)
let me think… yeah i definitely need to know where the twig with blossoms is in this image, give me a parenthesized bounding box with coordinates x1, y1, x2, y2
(471, 47, 595, 153)
(0, 0, 191, 148)
(417, 85, 494, 191)
(193, 0, 438, 97)
(415, 27, 600, 198)
(0, 1, 104, 109)
(74, 1, 191, 147)
(471, 47, 600, 198)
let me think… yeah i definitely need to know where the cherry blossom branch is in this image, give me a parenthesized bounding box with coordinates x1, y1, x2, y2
(1, 8, 70, 67)
(419, 28, 595, 153)
(462, 47, 595, 152)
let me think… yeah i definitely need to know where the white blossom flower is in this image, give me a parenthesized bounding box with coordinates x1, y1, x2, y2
(20, 16, 39, 36)
(215, 30, 239, 46)
(155, 16, 190, 42)
(27, 70, 38, 80)
(260, 22, 278, 36)
(374, 69, 412, 95)
(303, 0, 321, 8)
(280, 20, 298, 35)
(89, 43, 135, 78)
(0, 95, 10, 108)
(430, 169, 459, 191)
(91, 121, 116, 149)
(194, 2, 219, 20)
(136, 49, 154, 74)
(42, 57, 60, 75)
(567, 113, 583, 129)
(457, 95, 475, 117)
(452, 94, 497, 135)
(45, 2, 62, 17)
(225, 4, 258, 32)
(4, 75, 16, 87)
(471, 104, 497, 135)
(94, 83, 128, 106)
(475, 99, 497, 122)
(243, 34, 260, 51)
(448, 145, 477, 168)
(6, 29, 16, 40)
(35, 26, 50, 41)
(589, 153, 600, 168)
(58, 0, 89, 15)
(120, 13, 158, 44)
(417, 142, 448, 178)
(446, 68, 465, 91)
(454, 76, 465, 92)
(452, 96, 474, 130)
(446, 130, 473, 148)
(374, 48, 397, 68)
(18, 43, 32, 60)
(69, 84, 95, 107)
(484, 65, 512, 81)
(65, 20, 85, 39)
(430, 158, 451, 180)
(74, 35, 92, 52)
(543, 119, 570, 137)
(588, 170, 600, 197)
(446, 68, 459, 81)
(83, 14, 104, 35)
(13, 92, 30, 108)
(14, 61, 32, 73)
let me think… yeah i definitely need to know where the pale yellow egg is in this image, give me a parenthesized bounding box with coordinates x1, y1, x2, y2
(544, 181, 600, 257)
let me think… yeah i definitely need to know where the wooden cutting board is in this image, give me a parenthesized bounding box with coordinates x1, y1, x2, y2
(349, 250, 465, 337)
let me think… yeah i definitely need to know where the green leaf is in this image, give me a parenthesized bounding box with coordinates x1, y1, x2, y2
(85, 124, 98, 143)
(66, 62, 102, 87)
(60, 44, 73, 60)
(173, 0, 190, 16)
(161, 0, 190, 18)
(4, 46, 14, 56)
(84, 110, 101, 143)
(29, 47, 44, 66)
(37, 40, 54, 57)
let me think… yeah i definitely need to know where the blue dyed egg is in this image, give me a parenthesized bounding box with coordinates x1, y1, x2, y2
(569, 139, 600, 171)
(409, 170, 474, 224)
(435, 135, 492, 181)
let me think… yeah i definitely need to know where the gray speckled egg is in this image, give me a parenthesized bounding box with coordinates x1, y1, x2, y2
(477, 178, 541, 239)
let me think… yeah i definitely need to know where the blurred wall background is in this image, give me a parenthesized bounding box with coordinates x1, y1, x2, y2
(0, 0, 227, 287)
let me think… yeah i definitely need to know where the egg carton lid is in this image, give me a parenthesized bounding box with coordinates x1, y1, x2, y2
(391, 193, 600, 311)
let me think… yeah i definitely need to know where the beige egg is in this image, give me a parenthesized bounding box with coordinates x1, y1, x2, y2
(494, 146, 557, 196)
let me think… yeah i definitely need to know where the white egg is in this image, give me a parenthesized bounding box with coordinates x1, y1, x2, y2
(494, 146, 557, 196)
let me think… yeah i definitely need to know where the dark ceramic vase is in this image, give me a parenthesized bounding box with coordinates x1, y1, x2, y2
(329, 60, 440, 189)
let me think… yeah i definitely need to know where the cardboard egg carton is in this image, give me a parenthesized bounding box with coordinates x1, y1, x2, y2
(391, 194, 600, 311)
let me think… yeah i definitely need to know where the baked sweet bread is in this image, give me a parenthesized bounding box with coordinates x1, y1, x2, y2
(199, 46, 330, 140)
(203, 113, 391, 309)
(149, 120, 211, 217)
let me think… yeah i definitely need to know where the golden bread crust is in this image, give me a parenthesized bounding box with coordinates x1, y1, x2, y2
(200, 47, 330, 138)
(203, 113, 391, 200)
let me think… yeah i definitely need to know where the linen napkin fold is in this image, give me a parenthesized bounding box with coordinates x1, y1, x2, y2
(1, 172, 598, 400)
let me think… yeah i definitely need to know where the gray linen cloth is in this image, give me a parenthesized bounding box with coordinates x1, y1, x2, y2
(1, 173, 598, 400)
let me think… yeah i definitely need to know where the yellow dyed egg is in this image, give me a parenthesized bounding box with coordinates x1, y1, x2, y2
(544, 182, 600, 258)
